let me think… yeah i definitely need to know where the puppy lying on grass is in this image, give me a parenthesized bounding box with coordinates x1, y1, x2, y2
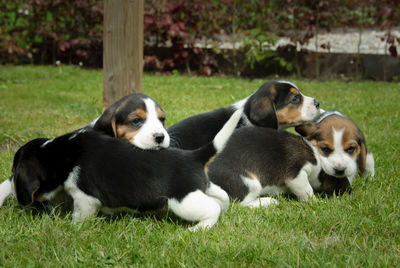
(0, 93, 170, 209)
(207, 110, 375, 207)
(2, 109, 243, 231)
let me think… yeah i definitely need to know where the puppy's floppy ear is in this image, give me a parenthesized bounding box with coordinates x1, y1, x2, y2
(14, 169, 40, 206)
(247, 97, 278, 129)
(295, 123, 317, 139)
(111, 117, 118, 138)
(357, 139, 367, 175)
(354, 126, 375, 178)
(93, 106, 118, 137)
(357, 139, 375, 178)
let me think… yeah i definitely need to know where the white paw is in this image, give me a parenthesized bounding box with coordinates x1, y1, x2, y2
(247, 197, 279, 208)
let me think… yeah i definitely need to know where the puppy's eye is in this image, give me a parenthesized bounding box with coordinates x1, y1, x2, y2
(291, 95, 301, 104)
(346, 146, 355, 154)
(132, 118, 144, 125)
(159, 117, 166, 123)
(320, 147, 332, 156)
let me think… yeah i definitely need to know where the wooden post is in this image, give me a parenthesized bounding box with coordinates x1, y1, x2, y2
(103, 0, 144, 109)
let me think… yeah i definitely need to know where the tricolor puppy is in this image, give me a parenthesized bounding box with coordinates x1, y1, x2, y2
(207, 110, 374, 207)
(2, 109, 243, 231)
(168, 80, 320, 150)
(0, 93, 170, 207)
(91, 93, 169, 150)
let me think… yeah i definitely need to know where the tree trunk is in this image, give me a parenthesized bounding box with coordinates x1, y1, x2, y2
(103, 0, 144, 109)
(315, 3, 320, 81)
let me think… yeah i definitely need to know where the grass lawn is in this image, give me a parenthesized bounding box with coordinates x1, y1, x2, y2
(0, 65, 399, 267)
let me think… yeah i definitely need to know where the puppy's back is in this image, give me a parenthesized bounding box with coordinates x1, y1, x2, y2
(73, 131, 207, 209)
(208, 127, 316, 199)
(168, 107, 235, 150)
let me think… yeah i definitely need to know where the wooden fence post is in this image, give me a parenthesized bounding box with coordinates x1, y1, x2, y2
(103, 0, 144, 109)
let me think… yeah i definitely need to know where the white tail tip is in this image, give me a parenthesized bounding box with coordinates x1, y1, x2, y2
(213, 108, 243, 152)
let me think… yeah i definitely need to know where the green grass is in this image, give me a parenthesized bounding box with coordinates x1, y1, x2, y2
(0, 65, 399, 267)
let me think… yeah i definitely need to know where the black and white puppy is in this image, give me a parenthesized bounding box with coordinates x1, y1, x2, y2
(207, 111, 375, 207)
(0, 93, 170, 207)
(168, 80, 320, 150)
(3, 109, 243, 231)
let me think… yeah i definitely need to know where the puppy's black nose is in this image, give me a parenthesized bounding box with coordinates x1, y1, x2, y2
(154, 133, 165, 144)
(314, 100, 320, 109)
(334, 168, 345, 176)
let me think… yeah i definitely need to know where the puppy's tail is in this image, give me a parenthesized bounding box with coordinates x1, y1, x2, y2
(0, 176, 13, 208)
(193, 108, 243, 164)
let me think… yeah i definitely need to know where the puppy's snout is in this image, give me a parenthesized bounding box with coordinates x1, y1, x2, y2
(153, 133, 165, 144)
(314, 100, 320, 109)
(334, 168, 345, 176)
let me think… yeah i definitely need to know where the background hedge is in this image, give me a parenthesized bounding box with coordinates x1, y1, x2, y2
(1, 0, 399, 76)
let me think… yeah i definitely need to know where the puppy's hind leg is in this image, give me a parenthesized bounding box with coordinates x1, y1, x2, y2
(205, 182, 230, 212)
(168, 190, 222, 231)
(70, 190, 102, 223)
(239, 175, 278, 208)
(64, 167, 101, 222)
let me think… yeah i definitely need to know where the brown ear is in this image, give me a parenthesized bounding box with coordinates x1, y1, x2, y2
(248, 98, 278, 129)
(357, 140, 367, 175)
(14, 170, 40, 206)
(295, 123, 317, 138)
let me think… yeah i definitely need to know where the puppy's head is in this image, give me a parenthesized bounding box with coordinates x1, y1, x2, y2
(244, 80, 320, 129)
(11, 139, 50, 206)
(296, 111, 374, 183)
(93, 93, 170, 150)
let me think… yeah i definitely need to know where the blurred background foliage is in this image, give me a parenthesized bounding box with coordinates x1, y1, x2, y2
(0, 0, 399, 77)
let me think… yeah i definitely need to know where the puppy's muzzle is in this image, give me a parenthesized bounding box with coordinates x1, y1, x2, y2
(334, 168, 346, 177)
(314, 100, 320, 109)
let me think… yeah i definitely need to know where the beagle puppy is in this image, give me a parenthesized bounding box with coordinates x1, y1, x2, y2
(0, 93, 170, 207)
(207, 110, 375, 207)
(2, 109, 243, 231)
(168, 80, 320, 150)
(90, 93, 169, 150)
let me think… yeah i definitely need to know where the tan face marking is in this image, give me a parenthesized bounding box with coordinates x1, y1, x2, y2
(157, 108, 164, 118)
(342, 139, 360, 160)
(290, 87, 300, 95)
(316, 140, 334, 157)
(276, 106, 303, 126)
(112, 108, 147, 142)
(134, 108, 147, 120)
(276, 87, 303, 126)
(157, 108, 165, 125)
(116, 125, 140, 143)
